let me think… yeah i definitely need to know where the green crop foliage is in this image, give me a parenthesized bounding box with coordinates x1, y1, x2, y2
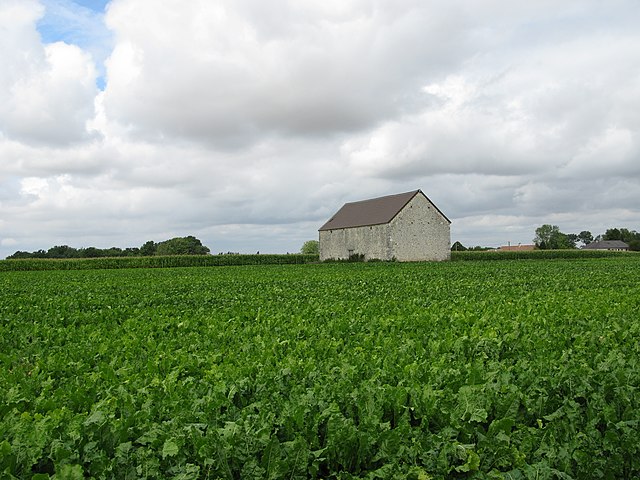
(1, 257, 639, 478)
(0, 254, 319, 272)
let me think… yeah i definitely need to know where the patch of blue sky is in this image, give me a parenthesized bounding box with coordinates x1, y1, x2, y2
(37, 0, 113, 90)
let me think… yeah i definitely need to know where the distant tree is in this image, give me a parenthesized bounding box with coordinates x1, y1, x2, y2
(139, 241, 158, 256)
(578, 231, 593, 246)
(566, 234, 579, 248)
(618, 228, 640, 244)
(6, 238, 211, 259)
(600, 227, 640, 245)
(81, 247, 104, 258)
(300, 240, 319, 255)
(47, 245, 79, 258)
(155, 236, 210, 256)
(564, 235, 577, 249)
(603, 228, 622, 241)
(629, 240, 640, 251)
(6, 251, 32, 259)
(451, 241, 467, 251)
(534, 225, 558, 249)
(105, 247, 124, 257)
(534, 225, 576, 249)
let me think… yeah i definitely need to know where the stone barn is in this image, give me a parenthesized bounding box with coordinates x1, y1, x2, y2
(318, 190, 451, 262)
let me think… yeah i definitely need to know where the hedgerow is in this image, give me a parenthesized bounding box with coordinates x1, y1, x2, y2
(451, 249, 634, 261)
(0, 254, 319, 271)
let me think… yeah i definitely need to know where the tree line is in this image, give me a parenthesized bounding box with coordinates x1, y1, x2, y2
(7, 236, 211, 259)
(452, 226, 640, 252)
(534, 225, 640, 250)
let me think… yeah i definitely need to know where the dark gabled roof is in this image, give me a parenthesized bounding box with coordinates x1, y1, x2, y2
(583, 240, 629, 250)
(318, 189, 450, 231)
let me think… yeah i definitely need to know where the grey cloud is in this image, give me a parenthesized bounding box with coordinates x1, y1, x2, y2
(101, 0, 486, 147)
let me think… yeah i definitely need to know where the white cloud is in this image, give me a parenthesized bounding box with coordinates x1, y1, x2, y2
(0, 0, 98, 145)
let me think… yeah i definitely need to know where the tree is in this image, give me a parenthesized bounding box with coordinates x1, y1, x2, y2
(566, 233, 579, 247)
(603, 228, 622, 241)
(47, 245, 79, 258)
(451, 241, 467, 251)
(155, 236, 210, 256)
(534, 225, 559, 249)
(560, 234, 577, 249)
(533, 225, 576, 249)
(300, 240, 319, 255)
(600, 227, 640, 245)
(578, 231, 593, 246)
(139, 241, 157, 256)
(81, 247, 104, 258)
(6, 251, 33, 259)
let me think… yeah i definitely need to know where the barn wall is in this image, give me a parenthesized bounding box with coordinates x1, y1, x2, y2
(319, 223, 391, 261)
(389, 194, 451, 261)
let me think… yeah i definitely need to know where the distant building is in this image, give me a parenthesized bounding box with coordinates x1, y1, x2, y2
(582, 240, 629, 251)
(497, 244, 537, 252)
(318, 190, 451, 262)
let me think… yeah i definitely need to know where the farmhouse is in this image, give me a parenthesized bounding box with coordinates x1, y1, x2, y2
(582, 240, 629, 251)
(319, 190, 451, 262)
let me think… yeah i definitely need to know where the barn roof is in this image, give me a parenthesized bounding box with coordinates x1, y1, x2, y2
(318, 189, 450, 231)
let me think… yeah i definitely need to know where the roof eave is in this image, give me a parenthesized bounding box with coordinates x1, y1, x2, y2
(318, 221, 389, 232)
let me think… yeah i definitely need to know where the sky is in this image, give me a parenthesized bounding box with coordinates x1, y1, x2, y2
(1, 0, 640, 258)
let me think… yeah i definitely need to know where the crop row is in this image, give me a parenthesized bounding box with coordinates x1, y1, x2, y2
(1, 258, 639, 478)
(0, 254, 319, 271)
(2, 249, 635, 272)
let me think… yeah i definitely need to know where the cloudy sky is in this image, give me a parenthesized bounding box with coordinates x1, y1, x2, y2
(1, 0, 640, 258)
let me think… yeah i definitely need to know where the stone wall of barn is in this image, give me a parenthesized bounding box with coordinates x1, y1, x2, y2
(319, 193, 451, 262)
(319, 223, 391, 261)
(388, 193, 451, 261)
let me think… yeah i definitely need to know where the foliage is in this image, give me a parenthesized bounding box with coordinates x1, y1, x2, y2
(0, 254, 319, 271)
(155, 236, 210, 256)
(533, 224, 576, 249)
(531, 226, 640, 250)
(1, 258, 640, 478)
(602, 228, 640, 245)
(451, 241, 467, 251)
(348, 252, 366, 262)
(6, 237, 210, 260)
(578, 230, 593, 245)
(139, 241, 157, 256)
(300, 240, 320, 255)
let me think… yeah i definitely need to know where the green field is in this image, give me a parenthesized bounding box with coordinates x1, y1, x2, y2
(1, 258, 639, 479)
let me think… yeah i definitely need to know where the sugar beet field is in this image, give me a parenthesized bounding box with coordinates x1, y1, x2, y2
(1, 257, 639, 479)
